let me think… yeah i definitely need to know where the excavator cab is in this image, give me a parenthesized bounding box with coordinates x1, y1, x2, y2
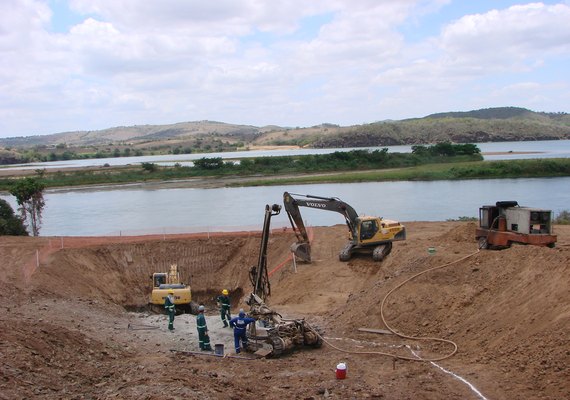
(358, 218, 378, 241)
(356, 216, 406, 244)
(153, 273, 167, 288)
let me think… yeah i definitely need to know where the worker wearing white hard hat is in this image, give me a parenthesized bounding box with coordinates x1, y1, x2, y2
(164, 289, 176, 331)
(196, 304, 212, 351)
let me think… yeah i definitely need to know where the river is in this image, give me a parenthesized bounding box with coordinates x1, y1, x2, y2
(2, 140, 569, 236)
(1, 177, 569, 236)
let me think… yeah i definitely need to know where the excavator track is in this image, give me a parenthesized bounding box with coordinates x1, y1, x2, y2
(339, 242, 355, 261)
(372, 242, 392, 261)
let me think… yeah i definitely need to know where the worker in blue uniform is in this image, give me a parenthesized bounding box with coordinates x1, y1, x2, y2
(229, 309, 256, 353)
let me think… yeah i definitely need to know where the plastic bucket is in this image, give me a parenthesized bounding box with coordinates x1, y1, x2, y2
(214, 344, 224, 356)
(335, 362, 347, 379)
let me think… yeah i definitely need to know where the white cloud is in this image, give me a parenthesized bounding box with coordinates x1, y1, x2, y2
(0, 1, 569, 137)
(439, 3, 570, 69)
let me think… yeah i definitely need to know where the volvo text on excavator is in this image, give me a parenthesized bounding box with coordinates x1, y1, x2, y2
(283, 192, 406, 262)
(243, 204, 323, 357)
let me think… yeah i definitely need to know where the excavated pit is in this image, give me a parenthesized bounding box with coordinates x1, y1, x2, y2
(1, 223, 569, 399)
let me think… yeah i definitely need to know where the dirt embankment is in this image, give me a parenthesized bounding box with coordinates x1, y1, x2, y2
(0, 222, 569, 399)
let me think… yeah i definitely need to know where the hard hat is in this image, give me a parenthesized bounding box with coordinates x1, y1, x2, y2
(239, 308, 245, 317)
(222, 289, 229, 295)
(168, 289, 174, 294)
(198, 305, 205, 312)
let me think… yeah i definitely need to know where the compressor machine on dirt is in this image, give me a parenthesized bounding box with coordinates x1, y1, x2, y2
(475, 201, 557, 249)
(243, 204, 323, 357)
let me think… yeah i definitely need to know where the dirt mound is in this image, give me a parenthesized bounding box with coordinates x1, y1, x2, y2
(1, 223, 569, 399)
(15, 231, 297, 309)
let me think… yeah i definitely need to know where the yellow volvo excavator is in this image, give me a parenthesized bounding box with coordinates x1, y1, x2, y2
(283, 192, 406, 262)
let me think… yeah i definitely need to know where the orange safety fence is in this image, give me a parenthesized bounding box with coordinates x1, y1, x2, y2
(22, 225, 312, 283)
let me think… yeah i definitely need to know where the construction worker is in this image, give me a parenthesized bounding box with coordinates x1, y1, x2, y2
(216, 289, 231, 327)
(229, 309, 256, 354)
(164, 289, 176, 331)
(196, 305, 212, 351)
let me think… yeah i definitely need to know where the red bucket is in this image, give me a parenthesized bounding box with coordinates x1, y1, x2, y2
(335, 362, 347, 379)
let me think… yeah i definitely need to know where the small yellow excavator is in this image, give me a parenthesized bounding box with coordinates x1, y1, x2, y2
(149, 264, 198, 314)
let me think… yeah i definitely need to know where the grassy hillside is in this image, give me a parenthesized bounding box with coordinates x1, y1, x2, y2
(0, 107, 569, 165)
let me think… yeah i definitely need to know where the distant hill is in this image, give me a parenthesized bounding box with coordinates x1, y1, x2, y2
(0, 107, 569, 164)
(423, 106, 541, 120)
(310, 107, 570, 148)
(0, 120, 270, 148)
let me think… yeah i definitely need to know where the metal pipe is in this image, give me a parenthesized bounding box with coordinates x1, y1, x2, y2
(169, 349, 254, 360)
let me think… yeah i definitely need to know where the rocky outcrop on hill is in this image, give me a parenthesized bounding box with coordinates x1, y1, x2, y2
(312, 110, 570, 147)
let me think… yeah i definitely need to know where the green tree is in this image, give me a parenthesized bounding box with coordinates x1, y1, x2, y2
(141, 162, 157, 172)
(0, 199, 28, 236)
(554, 210, 570, 224)
(9, 178, 46, 236)
(193, 157, 224, 169)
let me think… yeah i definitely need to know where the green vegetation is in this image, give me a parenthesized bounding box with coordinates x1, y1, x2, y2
(446, 216, 478, 222)
(230, 158, 570, 187)
(141, 162, 158, 172)
(0, 145, 569, 192)
(553, 210, 570, 225)
(0, 145, 486, 190)
(0, 199, 28, 236)
(0, 138, 246, 165)
(9, 177, 46, 236)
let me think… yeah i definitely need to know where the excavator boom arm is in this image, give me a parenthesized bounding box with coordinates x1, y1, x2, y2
(283, 192, 361, 262)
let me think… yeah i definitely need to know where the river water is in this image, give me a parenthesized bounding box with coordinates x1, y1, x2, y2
(1, 177, 568, 237)
(2, 139, 570, 170)
(1, 140, 569, 236)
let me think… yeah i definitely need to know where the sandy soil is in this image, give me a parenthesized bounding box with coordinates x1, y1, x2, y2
(1, 222, 569, 399)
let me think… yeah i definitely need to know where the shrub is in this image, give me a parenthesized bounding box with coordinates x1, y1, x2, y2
(553, 210, 570, 224)
(141, 162, 157, 172)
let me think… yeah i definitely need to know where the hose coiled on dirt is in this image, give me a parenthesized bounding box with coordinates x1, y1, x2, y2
(311, 249, 480, 362)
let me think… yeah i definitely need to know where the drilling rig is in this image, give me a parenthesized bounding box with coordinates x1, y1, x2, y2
(244, 204, 322, 357)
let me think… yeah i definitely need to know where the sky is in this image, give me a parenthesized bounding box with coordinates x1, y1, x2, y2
(1, 1, 569, 138)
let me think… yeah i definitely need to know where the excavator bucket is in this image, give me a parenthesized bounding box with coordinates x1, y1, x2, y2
(291, 242, 311, 262)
